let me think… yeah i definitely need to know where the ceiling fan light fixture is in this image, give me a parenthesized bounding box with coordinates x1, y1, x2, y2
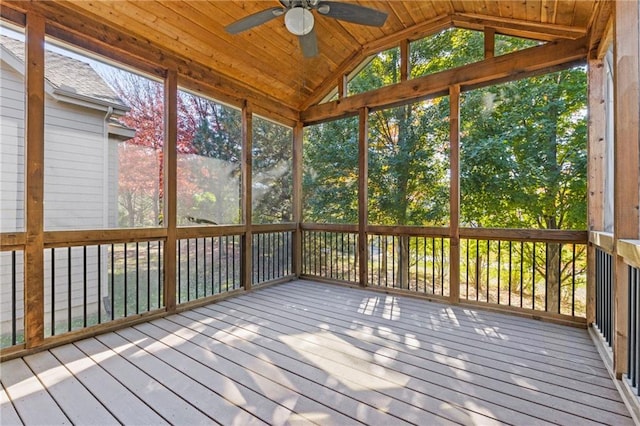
(284, 7, 315, 36)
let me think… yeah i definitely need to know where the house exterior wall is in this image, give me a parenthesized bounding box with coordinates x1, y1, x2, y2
(0, 57, 117, 338)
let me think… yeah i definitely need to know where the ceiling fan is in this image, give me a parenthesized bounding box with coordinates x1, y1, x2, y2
(225, 0, 388, 58)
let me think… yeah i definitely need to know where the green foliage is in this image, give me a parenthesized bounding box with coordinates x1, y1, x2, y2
(410, 28, 484, 78)
(252, 117, 293, 223)
(495, 34, 543, 56)
(304, 27, 587, 233)
(349, 47, 400, 96)
(303, 117, 359, 223)
(368, 99, 450, 226)
(460, 68, 587, 230)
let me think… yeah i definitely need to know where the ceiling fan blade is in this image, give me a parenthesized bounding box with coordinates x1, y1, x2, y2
(317, 1, 387, 26)
(225, 7, 284, 34)
(298, 29, 318, 58)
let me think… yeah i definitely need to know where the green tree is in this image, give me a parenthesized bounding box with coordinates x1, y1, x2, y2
(303, 117, 359, 223)
(461, 68, 587, 310)
(252, 117, 293, 224)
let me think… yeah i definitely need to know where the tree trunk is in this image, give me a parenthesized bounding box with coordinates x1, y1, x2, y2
(398, 235, 410, 289)
(546, 243, 561, 313)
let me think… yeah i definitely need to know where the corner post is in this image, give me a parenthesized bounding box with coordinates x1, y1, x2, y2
(24, 11, 46, 348)
(242, 102, 253, 291)
(358, 107, 369, 287)
(163, 69, 178, 312)
(587, 58, 606, 326)
(449, 85, 461, 304)
(292, 122, 303, 277)
(612, 0, 640, 378)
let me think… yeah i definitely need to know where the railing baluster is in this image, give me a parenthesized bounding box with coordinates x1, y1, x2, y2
(532, 242, 536, 310)
(83, 246, 87, 327)
(124, 243, 128, 317)
(520, 241, 524, 308)
(177, 240, 182, 303)
(11, 251, 17, 345)
(51, 248, 56, 335)
(508, 241, 512, 306)
(195, 239, 199, 299)
(135, 242, 140, 314)
(147, 241, 151, 311)
(67, 246, 72, 332)
(110, 245, 115, 321)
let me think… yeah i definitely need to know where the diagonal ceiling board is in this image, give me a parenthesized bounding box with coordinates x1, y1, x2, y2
(15, 0, 300, 123)
(526, 1, 543, 23)
(481, 1, 502, 19)
(451, 13, 587, 40)
(105, 0, 304, 102)
(383, 1, 417, 27)
(157, 1, 317, 103)
(182, 1, 300, 58)
(554, 0, 578, 26)
(299, 14, 453, 111)
(61, 0, 298, 104)
(572, 0, 596, 28)
(499, 2, 515, 20)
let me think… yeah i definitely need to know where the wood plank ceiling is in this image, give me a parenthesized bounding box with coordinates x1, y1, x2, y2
(4, 1, 610, 116)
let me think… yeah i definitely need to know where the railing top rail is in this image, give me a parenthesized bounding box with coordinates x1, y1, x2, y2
(176, 225, 245, 239)
(301, 223, 359, 232)
(43, 228, 168, 248)
(589, 231, 615, 253)
(367, 225, 450, 237)
(619, 239, 640, 270)
(460, 227, 587, 243)
(252, 223, 297, 234)
(0, 232, 25, 251)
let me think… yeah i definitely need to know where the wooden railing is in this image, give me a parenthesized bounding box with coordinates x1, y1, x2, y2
(590, 231, 615, 353)
(177, 235, 240, 305)
(0, 234, 24, 348)
(0, 223, 297, 356)
(618, 239, 640, 397)
(301, 224, 588, 322)
(460, 228, 588, 319)
(0, 223, 590, 356)
(252, 224, 296, 286)
(367, 226, 450, 298)
(301, 224, 359, 284)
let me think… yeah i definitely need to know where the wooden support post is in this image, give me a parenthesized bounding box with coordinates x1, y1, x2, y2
(163, 69, 177, 312)
(292, 122, 303, 277)
(613, 0, 640, 379)
(400, 39, 409, 82)
(484, 28, 495, 59)
(24, 12, 45, 348)
(449, 85, 461, 304)
(242, 102, 253, 291)
(338, 75, 347, 99)
(587, 59, 606, 326)
(358, 107, 369, 287)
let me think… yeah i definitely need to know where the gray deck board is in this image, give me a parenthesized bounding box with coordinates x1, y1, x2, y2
(204, 293, 628, 417)
(0, 279, 634, 425)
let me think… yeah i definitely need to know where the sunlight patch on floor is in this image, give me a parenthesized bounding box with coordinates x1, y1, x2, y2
(280, 331, 409, 391)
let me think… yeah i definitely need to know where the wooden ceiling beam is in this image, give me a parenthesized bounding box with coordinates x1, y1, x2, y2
(302, 36, 588, 125)
(3, 1, 300, 125)
(299, 15, 452, 110)
(451, 12, 587, 40)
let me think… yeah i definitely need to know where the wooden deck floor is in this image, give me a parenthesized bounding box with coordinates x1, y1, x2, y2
(0, 280, 633, 425)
